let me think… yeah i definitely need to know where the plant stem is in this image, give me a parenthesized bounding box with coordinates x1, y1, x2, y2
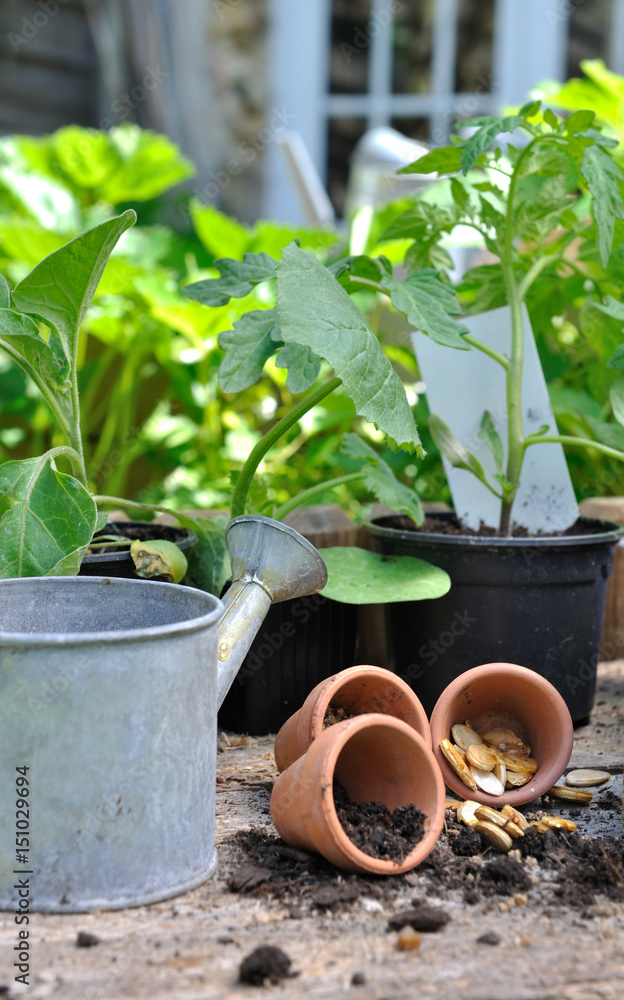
(230, 376, 343, 519)
(523, 434, 624, 463)
(499, 137, 543, 535)
(273, 472, 363, 521)
(463, 334, 509, 369)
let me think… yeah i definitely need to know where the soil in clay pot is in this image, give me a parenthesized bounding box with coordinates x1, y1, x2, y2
(332, 781, 426, 862)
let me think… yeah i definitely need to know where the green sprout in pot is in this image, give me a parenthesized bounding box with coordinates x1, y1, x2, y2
(182, 243, 463, 605)
(0, 213, 218, 584)
(387, 100, 624, 534)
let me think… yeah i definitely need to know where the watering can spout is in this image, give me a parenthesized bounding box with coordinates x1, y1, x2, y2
(216, 515, 328, 709)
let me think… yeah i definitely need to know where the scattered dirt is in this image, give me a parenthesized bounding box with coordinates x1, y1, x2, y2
(226, 798, 624, 922)
(75, 930, 100, 948)
(596, 789, 621, 811)
(387, 903, 450, 932)
(387, 513, 610, 539)
(323, 705, 351, 728)
(238, 945, 295, 985)
(332, 780, 426, 862)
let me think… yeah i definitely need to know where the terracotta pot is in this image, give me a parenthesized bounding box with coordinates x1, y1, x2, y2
(271, 715, 445, 875)
(430, 662, 574, 807)
(273, 664, 431, 773)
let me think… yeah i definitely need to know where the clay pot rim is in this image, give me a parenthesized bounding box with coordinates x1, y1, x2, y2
(304, 664, 431, 745)
(313, 713, 445, 875)
(430, 662, 574, 807)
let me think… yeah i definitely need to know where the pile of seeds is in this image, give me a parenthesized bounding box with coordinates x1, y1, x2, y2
(452, 798, 577, 853)
(440, 722, 538, 795)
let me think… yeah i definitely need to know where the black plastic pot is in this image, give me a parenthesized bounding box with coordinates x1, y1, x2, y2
(366, 513, 621, 723)
(217, 593, 358, 735)
(79, 521, 197, 579)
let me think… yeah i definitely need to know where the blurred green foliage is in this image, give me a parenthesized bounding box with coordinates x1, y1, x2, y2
(0, 123, 384, 515)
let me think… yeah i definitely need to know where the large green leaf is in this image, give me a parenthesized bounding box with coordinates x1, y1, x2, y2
(382, 270, 469, 350)
(0, 166, 81, 234)
(218, 308, 280, 392)
(183, 252, 277, 307)
(341, 432, 423, 524)
(318, 547, 450, 604)
(191, 200, 250, 260)
(276, 243, 422, 454)
(581, 142, 624, 266)
(11, 211, 136, 366)
(0, 456, 97, 578)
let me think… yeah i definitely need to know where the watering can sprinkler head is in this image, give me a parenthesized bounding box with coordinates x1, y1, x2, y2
(216, 515, 328, 709)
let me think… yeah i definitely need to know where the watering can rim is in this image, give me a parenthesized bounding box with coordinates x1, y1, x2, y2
(0, 575, 223, 647)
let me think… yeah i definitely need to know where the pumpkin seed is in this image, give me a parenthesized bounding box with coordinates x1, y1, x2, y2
(480, 728, 528, 752)
(466, 744, 499, 772)
(501, 804, 529, 831)
(457, 800, 480, 827)
(471, 767, 505, 796)
(475, 805, 507, 827)
(538, 815, 577, 832)
(451, 723, 483, 752)
(475, 820, 513, 852)
(505, 771, 533, 788)
(439, 739, 478, 791)
(565, 768, 610, 788)
(546, 784, 592, 803)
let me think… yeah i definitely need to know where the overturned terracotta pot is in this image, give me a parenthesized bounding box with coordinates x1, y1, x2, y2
(271, 714, 445, 875)
(430, 662, 574, 807)
(274, 664, 431, 773)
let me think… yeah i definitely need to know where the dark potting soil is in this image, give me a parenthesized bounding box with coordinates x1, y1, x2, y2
(332, 780, 426, 862)
(226, 806, 624, 917)
(389, 513, 610, 540)
(86, 522, 185, 555)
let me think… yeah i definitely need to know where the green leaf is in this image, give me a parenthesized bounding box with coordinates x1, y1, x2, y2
(183, 252, 277, 307)
(0, 455, 97, 578)
(457, 263, 507, 314)
(275, 342, 321, 393)
(404, 240, 454, 272)
(544, 108, 559, 130)
(102, 125, 194, 203)
(610, 373, 624, 427)
(596, 296, 624, 321)
(380, 203, 458, 241)
(477, 410, 504, 474)
(565, 109, 595, 134)
(0, 166, 81, 234)
(608, 345, 624, 369)
(0, 308, 71, 401)
(398, 146, 462, 175)
(429, 412, 492, 486)
(341, 432, 423, 525)
(580, 143, 624, 266)
(190, 200, 250, 260)
(178, 513, 230, 597)
(460, 111, 529, 175)
(0, 275, 10, 309)
(318, 547, 450, 604)
(217, 308, 280, 392)
(381, 270, 469, 349)
(52, 125, 121, 189)
(450, 177, 470, 211)
(276, 243, 422, 454)
(11, 211, 136, 366)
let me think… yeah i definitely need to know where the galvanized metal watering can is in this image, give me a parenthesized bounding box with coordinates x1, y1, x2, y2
(0, 516, 327, 912)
